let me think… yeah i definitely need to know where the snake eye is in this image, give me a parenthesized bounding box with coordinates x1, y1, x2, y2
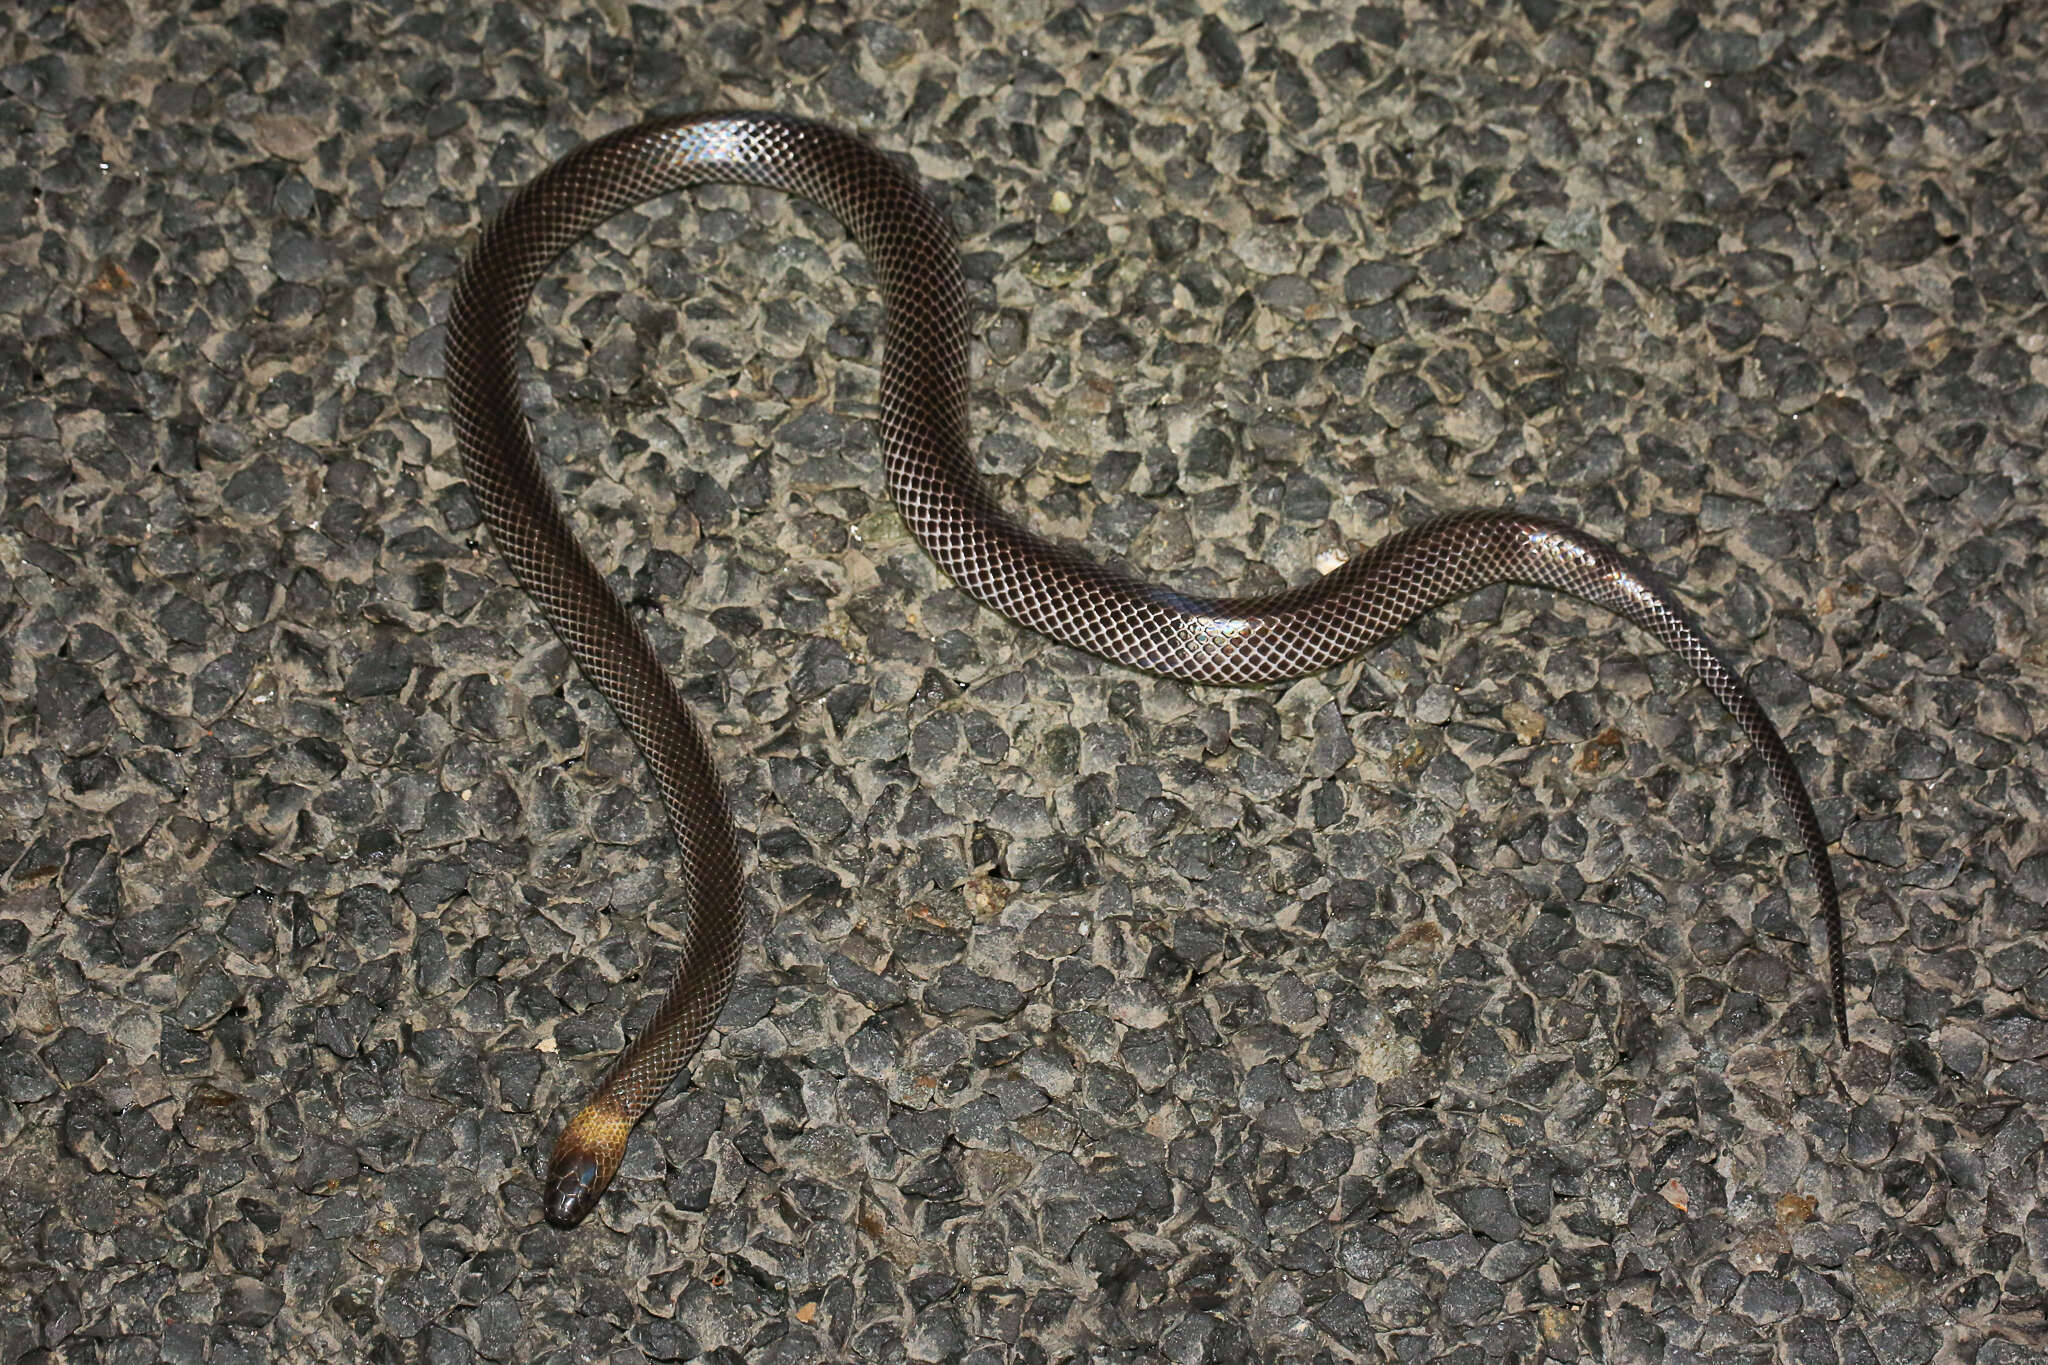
(544, 1151, 602, 1227)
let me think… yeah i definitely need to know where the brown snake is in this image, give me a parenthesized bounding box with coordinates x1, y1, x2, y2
(442, 113, 1850, 1228)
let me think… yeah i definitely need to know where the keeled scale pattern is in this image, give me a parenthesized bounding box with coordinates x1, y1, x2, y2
(444, 113, 1849, 1226)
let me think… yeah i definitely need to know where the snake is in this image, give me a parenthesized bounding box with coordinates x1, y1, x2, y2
(442, 112, 1849, 1228)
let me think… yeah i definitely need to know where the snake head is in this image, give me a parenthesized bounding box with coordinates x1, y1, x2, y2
(544, 1100, 630, 1227)
(544, 1148, 604, 1227)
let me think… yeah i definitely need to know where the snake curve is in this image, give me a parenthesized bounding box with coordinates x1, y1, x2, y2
(443, 112, 1850, 1229)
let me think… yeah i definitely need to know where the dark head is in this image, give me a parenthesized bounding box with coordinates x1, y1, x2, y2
(545, 1147, 605, 1227)
(544, 1101, 627, 1227)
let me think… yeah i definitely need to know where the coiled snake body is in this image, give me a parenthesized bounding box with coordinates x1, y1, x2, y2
(444, 113, 1849, 1228)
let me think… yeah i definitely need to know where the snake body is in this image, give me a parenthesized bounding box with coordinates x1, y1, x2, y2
(443, 113, 1849, 1228)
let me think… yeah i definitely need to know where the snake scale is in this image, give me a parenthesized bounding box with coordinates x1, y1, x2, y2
(442, 112, 1849, 1228)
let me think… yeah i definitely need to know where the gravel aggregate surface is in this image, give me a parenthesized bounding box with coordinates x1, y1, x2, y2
(2, 1, 2045, 1362)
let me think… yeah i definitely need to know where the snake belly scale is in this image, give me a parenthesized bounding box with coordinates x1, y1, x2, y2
(442, 113, 1850, 1228)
